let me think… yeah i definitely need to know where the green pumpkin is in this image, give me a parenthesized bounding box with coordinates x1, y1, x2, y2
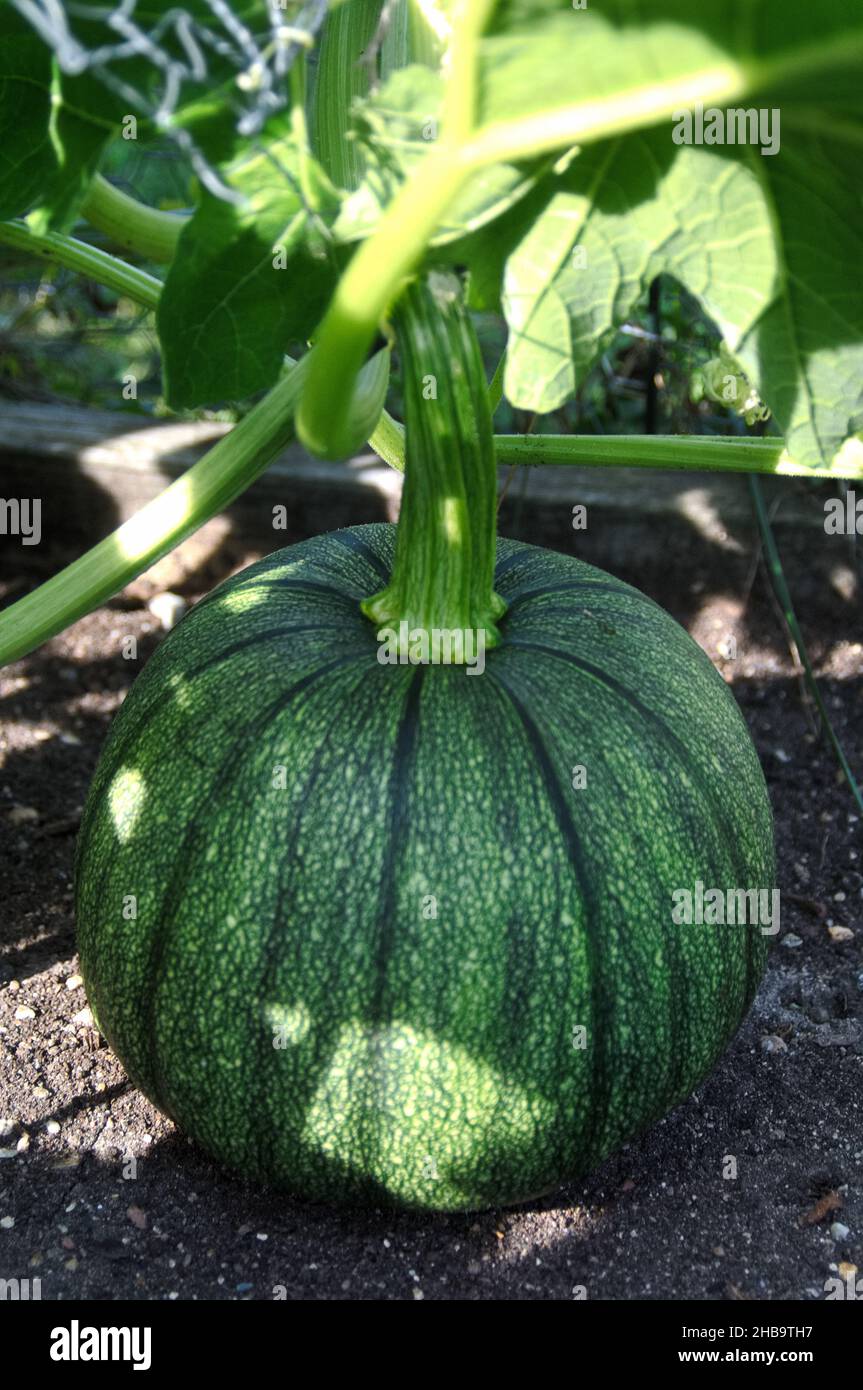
(75, 521, 774, 1210)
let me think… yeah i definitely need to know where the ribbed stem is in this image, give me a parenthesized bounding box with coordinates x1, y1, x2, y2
(361, 272, 504, 654)
(313, 0, 384, 191)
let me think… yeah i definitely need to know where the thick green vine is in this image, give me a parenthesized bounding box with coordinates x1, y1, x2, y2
(361, 271, 504, 654)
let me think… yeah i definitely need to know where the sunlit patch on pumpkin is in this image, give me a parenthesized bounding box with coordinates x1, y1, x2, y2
(301, 1020, 552, 1205)
(166, 669, 194, 710)
(108, 766, 146, 844)
(219, 586, 271, 614)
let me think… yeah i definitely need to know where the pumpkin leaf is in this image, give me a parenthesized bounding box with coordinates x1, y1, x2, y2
(307, 0, 863, 468)
(158, 139, 342, 409)
(333, 64, 544, 246)
(498, 125, 863, 470)
(0, 6, 112, 229)
(468, 1, 863, 469)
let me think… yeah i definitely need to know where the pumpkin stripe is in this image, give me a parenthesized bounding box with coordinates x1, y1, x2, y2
(76, 619, 368, 883)
(330, 527, 392, 583)
(362, 666, 425, 1184)
(269, 578, 361, 603)
(505, 579, 663, 614)
(487, 667, 613, 1168)
(493, 548, 546, 583)
(504, 637, 760, 1006)
(494, 639, 691, 1109)
(141, 652, 371, 1100)
(252, 662, 373, 1183)
(372, 665, 425, 1024)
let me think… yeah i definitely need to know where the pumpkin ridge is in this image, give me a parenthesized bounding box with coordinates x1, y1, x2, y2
(363, 664, 425, 1185)
(505, 579, 657, 613)
(486, 666, 613, 1170)
(139, 650, 371, 1104)
(328, 526, 392, 584)
(503, 638, 767, 1007)
(251, 660, 376, 1185)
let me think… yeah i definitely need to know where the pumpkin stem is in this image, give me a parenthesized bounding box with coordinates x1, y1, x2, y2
(361, 271, 505, 659)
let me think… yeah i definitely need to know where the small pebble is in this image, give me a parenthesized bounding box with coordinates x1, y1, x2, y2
(148, 592, 187, 630)
(7, 805, 38, 825)
(72, 1007, 94, 1027)
(781, 933, 803, 949)
(828, 925, 854, 943)
(0, 1215, 14, 1229)
(14, 1005, 35, 1021)
(65, 974, 83, 990)
(45, 1120, 60, 1136)
(761, 1034, 787, 1054)
(830, 1222, 851, 1241)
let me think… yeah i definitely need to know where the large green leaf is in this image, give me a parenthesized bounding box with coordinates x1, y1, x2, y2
(498, 132, 778, 414)
(483, 2, 863, 466)
(158, 140, 342, 409)
(312, 0, 863, 467)
(479, 0, 863, 133)
(737, 131, 863, 466)
(0, 7, 54, 219)
(496, 119, 863, 468)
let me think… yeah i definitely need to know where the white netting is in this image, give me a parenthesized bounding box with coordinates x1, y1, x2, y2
(11, 0, 329, 199)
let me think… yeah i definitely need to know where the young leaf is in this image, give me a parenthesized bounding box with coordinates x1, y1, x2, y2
(333, 64, 546, 246)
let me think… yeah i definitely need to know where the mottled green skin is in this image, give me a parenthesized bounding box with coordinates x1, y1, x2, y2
(76, 524, 774, 1210)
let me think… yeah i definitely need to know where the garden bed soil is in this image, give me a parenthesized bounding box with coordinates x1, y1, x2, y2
(0, 495, 861, 1301)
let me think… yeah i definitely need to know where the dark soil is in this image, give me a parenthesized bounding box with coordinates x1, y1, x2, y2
(1, 496, 861, 1301)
